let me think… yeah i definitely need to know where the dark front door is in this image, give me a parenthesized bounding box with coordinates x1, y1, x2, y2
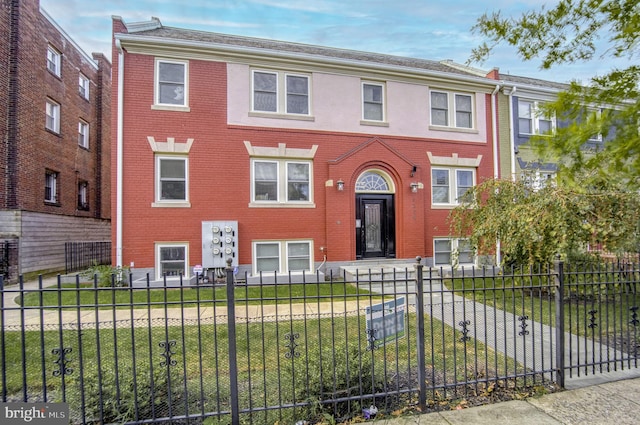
(356, 194, 395, 259)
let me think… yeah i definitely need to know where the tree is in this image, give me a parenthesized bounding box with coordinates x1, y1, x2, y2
(449, 178, 640, 267)
(470, 0, 640, 189)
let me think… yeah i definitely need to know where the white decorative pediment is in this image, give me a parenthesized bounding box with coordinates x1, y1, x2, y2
(244, 141, 318, 159)
(147, 136, 194, 153)
(427, 152, 482, 167)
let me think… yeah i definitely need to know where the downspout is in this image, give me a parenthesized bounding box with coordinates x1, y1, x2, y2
(491, 84, 501, 265)
(508, 86, 518, 179)
(116, 39, 124, 268)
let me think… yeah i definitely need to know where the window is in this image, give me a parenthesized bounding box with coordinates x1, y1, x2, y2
(521, 170, 556, 191)
(518, 100, 554, 135)
(434, 238, 474, 266)
(79, 74, 89, 99)
(46, 45, 61, 76)
(430, 91, 474, 129)
(431, 168, 475, 206)
(77, 181, 89, 210)
(253, 240, 312, 274)
(45, 99, 60, 133)
(155, 59, 188, 107)
(252, 159, 311, 204)
(45, 171, 58, 204)
(156, 156, 188, 203)
(362, 82, 384, 121)
(156, 244, 188, 280)
(252, 70, 310, 115)
(78, 120, 89, 148)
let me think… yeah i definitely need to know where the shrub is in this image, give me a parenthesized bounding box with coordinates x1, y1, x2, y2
(82, 263, 130, 287)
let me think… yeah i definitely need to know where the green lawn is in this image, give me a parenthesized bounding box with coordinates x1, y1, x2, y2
(18, 282, 379, 309)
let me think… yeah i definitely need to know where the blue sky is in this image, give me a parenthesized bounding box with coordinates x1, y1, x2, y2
(40, 0, 630, 84)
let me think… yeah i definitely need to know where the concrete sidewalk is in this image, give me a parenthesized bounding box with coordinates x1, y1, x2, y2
(376, 376, 640, 424)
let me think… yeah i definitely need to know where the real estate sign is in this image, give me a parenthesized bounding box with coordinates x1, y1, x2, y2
(365, 297, 406, 349)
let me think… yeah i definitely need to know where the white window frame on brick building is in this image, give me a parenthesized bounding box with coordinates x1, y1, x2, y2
(47, 45, 61, 77)
(78, 120, 89, 149)
(45, 170, 59, 204)
(45, 99, 60, 133)
(434, 238, 475, 266)
(245, 141, 317, 208)
(77, 181, 89, 210)
(252, 240, 313, 275)
(154, 58, 189, 110)
(155, 243, 189, 281)
(79, 73, 90, 100)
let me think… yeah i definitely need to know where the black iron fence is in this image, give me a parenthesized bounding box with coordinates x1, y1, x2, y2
(0, 260, 638, 424)
(64, 241, 111, 274)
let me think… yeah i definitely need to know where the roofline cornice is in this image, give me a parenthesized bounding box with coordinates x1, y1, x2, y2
(115, 33, 500, 92)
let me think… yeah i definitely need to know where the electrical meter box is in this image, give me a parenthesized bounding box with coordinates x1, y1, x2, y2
(202, 221, 238, 268)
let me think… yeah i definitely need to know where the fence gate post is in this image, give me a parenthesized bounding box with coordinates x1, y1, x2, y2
(414, 256, 427, 411)
(554, 259, 565, 388)
(225, 259, 240, 425)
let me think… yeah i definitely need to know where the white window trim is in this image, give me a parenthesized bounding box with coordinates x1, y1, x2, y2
(78, 181, 89, 210)
(153, 58, 189, 111)
(434, 238, 475, 266)
(155, 243, 189, 281)
(518, 99, 556, 136)
(250, 158, 314, 207)
(153, 155, 190, 208)
(78, 120, 89, 149)
(361, 81, 386, 123)
(45, 99, 60, 133)
(251, 69, 312, 117)
(45, 171, 58, 204)
(252, 240, 313, 275)
(431, 167, 476, 208)
(47, 45, 61, 77)
(429, 90, 475, 130)
(79, 74, 90, 100)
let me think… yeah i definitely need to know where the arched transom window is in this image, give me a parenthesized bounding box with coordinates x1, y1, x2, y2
(355, 170, 395, 193)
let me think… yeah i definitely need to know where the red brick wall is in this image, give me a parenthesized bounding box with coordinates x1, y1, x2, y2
(3, 0, 111, 219)
(112, 18, 496, 270)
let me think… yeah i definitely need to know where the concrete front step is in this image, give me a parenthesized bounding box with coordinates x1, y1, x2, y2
(339, 260, 430, 282)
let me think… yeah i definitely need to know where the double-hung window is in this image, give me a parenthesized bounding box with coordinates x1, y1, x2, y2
(45, 170, 58, 204)
(252, 160, 311, 204)
(78, 120, 89, 149)
(253, 240, 312, 274)
(252, 70, 310, 115)
(518, 100, 554, 135)
(434, 238, 474, 266)
(432, 168, 475, 206)
(47, 45, 61, 76)
(156, 243, 188, 280)
(362, 82, 384, 121)
(155, 59, 188, 108)
(79, 74, 89, 100)
(430, 91, 474, 129)
(77, 181, 89, 210)
(45, 99, 60, 133)
(156, 156, 188, 204)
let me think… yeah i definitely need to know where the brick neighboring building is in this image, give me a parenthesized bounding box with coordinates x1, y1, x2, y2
(1, 0, 111, 279)
(112, 16, 501, 282)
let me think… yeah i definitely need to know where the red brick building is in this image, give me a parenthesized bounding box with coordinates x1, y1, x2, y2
(112, 17, 500, 282)
(0, 0, 111, 278)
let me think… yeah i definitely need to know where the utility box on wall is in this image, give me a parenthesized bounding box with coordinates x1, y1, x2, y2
(202, 221, 238, 268)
